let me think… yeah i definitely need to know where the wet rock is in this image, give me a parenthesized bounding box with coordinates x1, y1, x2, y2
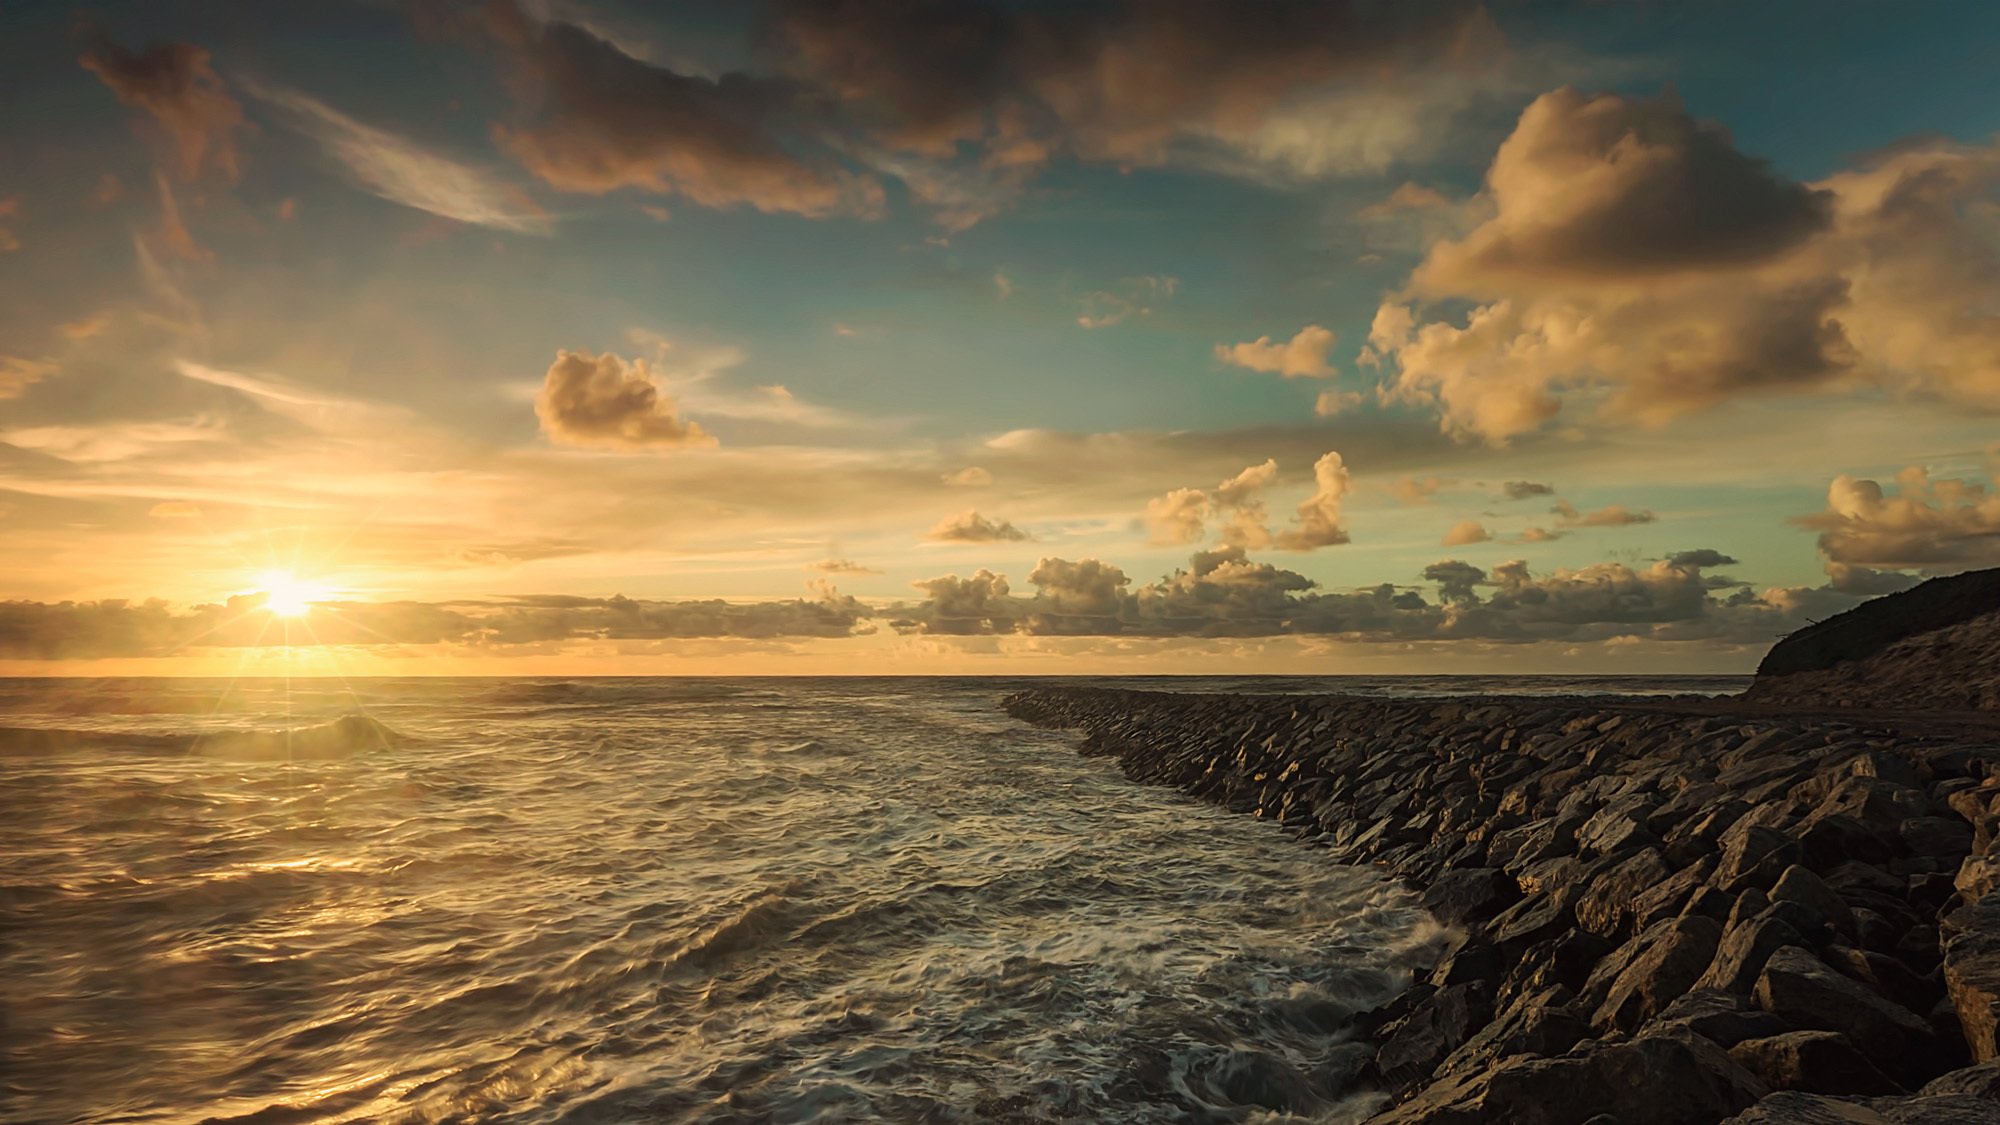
(1754, 946, 1935, 1081)
(1372, 1030, 1767, 1125)
(1419, 867, 1518, 929)
(1374, 981, 1493, 1091)
(1727, 1030, 1902, 1095)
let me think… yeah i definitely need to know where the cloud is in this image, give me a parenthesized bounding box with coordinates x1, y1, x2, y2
(1442, 519, 1491, 546)
(1367, 87, 2000, 441)
(248, 83, 553, 233)
(892, 545, 1821, 645)
(765, 0, 1492, 225)
(0, 590, 870, 658)
(534, 350, 715, 450)
(147, 501, 202, 519)
(1077, 276, 1177, 329)
(927, 510, 1031, 543)
(943, 466, 993, 487)
(1273, 451, 1351, 550)
(1503, 480, 1555, 500)
(1314, 389, 1366, 418)
(482, 1, 884, 219)
(151, 173, 208, 262)
(0, 357, 57, 400)
(1357, 181, 1454, 220)
(1798, 467, 2000, 577)
(1553, 499, 1656, 528)
(0, 197, 19, 253)
(1215, 325, 1337, 379)
(1387, 476, 1448, 506)
(79, 36, 246, 180)
(811, 558, 881, 576)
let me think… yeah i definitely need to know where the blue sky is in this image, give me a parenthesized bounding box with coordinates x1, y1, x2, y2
(2, 0, 1999, 673)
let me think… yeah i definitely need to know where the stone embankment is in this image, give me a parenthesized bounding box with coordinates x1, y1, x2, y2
(1004, 687, 2000, 1123)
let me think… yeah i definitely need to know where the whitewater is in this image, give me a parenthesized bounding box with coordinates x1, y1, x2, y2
(0, 675, 1739, 1124)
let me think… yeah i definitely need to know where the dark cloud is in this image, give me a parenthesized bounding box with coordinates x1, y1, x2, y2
(926, 510, 1030, 543)
(79, 36, 246, 181)
(1552, 500, 1655, 528)
(1417, 87, 1830, 286)
(0, 591, 868, 659)
(535, 350, 715, 450)
(1503, 480, 1554, 500)
(483, 1, 883, 218)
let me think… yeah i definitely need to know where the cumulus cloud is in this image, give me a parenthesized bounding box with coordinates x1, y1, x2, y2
(1144, 453, 1349, 552)
(1442, 519, 1491, 546)
(1503, 480, 1555, 500)
(1366, 86, 2000, 441)
(1215, 325, 1337, 378)
(892, 545, 1825, 645)
(1274, 451, 1352, 550)
(1388, 475, 1448, 506)
(79, 35, 246, 180)
(1798, 467, 2000, 578)
(1356, 181, 1454, 220)
(927, 510, 1030, 543)
(1553, 500, 1656, 528)
(481, 1, 883, 219)
(248, 83, 553, 233)
(1314, 389, 1366, 418)
(534, 350, 715, 450)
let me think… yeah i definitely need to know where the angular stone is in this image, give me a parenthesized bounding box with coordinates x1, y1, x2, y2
(1754, 946, 1935, 1081)
(1771, 864, 1860, 940)
(1920, 1061, 2000, 1099)
(1375, 981, 1494, 1091)
(1372, 1030, 1767, 1125)
(1420, 866, 1519, 929)
(1903, 816, 1976, 861)
(1576, 848, 1673, 938)
(1719, 825, 1810, 894)
(1943, 897, 2000, 1063)
(1727, 1030, 1902, 1095)
(1435, 985, 1591, 1078)
(1701, 909, 1809, 996)
(1593, 914, 1726, 1033)
(1647, 987, 1792, 1049)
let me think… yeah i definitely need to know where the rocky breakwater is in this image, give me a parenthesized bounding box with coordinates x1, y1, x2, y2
(1003, 686, 2000, 1123)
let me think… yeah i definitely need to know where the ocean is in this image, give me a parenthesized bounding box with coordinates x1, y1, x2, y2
(0, 675, 1744, 1124)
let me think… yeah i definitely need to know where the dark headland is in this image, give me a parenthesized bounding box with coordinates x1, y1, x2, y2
(1004, 568, 2000, 1123)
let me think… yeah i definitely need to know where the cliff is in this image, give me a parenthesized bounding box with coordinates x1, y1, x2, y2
(1748, 567, 2000, 712)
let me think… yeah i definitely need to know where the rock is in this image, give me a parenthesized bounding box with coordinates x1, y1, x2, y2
(1420, 867, 1519, 929)
(1701, 909, 1810, 996)
(1754, 946, 1935, 1082)
(1592, 915, 1726, 1033)
(1631, 856, 1719, 931)
(1771, 864, 1860, 940)
(1904, 816, 1977, 861)
(1943, 897, 2000, 1063)
(1920, 1062, 2000, 1099)
(1578, 796, 1665, 858)
(1435, 985, 1591, 1078)
(1719, 826, 1809, 894)
(1727, 1030, 1902, 1095)
(1647, 988, 1792, 1049)
(1374, 981, 1494, 1091)
(1372, 1030, 1767, 1125)
(1576, 848, 1673, 938)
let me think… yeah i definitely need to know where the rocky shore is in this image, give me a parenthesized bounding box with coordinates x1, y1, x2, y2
(1003, 686, 2000, 1122)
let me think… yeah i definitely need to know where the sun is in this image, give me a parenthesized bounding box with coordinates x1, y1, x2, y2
(257, 571, 328, 618)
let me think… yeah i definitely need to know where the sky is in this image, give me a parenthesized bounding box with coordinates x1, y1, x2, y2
(3, 0, 2000, 676)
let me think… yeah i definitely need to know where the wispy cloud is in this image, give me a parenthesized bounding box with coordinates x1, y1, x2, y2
(247, 82, 553, 234)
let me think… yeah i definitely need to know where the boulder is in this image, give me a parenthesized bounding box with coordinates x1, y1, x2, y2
(1576, 848, 1674, 938)
(1770, 864, 1860, 940)
(1646, 988, 1792, 1049)
(1719, 826, 1809, 894)
(1701, 909, 1810, 996)
(1726, 1030, 1902, 1095)
(1420, 867, 1519, 929)
(1753, 946, 1935, 1081)
(1374, 981, 1494, 1091)
(1372, 1030, 1767, 1125)
(1920, 1062, 2000, 1099)
(1942, 897, 2000, 1063)
(1592, 914, 1725, 1033)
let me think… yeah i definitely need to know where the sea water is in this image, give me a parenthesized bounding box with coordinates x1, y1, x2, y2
(0, 675, 1740, 1124)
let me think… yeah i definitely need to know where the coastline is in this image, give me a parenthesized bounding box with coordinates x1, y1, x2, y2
(1004, 686, 2000, 1123)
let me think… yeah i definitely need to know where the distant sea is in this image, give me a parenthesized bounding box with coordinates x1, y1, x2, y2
(0, 675, 1742, 1124)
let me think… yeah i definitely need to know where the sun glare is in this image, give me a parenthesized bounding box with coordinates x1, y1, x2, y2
(258, 571, 327, 618)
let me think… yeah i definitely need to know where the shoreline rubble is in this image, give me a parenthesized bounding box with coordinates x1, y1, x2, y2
(1002, 686, 2000, 1123)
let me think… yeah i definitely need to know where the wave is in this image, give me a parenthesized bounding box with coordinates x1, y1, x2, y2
(0, 713, 409, 760)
